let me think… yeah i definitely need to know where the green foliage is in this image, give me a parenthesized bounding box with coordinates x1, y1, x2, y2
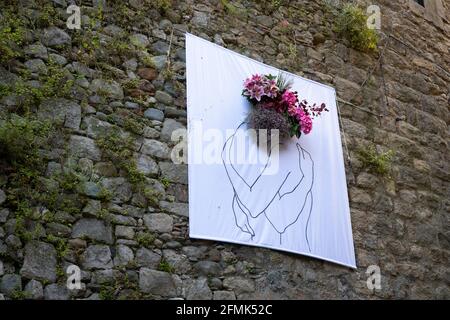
(335, 4, 378, 53)
(42, 209, 55, 223)
(245, 263, 256, 274)
(287, 43, 297, 60)
(357, 145, 394, 176)
(9, 81, 41, 114)
(123, 79, 141, 91)
(0, 9, 26, 64)
(2, 60, 73, 114)
(0, 115, 92, 239)
(15, 218, 34, 242)
(56, 265, 66, 278)
(158, 259, 175, 273)
(0, 115, 52, 170)
(92, 5, 105, 25)
(109, 0, 170, 29)
(124, 162, 146, 185)
(96, 86, 112, 98)
(15, 200, 34, 219)
(136, 232, 155, 248)
(267, 0, 283, 12)
(58, 196, 84, 216)
(255, 0, 286, 14)
(221, 0, 238, 15)
(141, 54, 156, 68)
(97, 127, 146, 186)
(98, 188, 113, 202)
(36, 3, 57, 28)
(46, 234, 69, 259)
(162, 65, 175, 81)
(73, 27, 101, 65)
(97, 128, 133, 161)
(15, 212, 45, 243)
(99, 273, 139, 300)
(99, 286, 116, 300)
(123, 117, 144, 135)
(109, 1, 136, 29)
(69, 6, 106, 65)
(143, 187, 161, 207)
(58, 170, 83, 192)
(159, 177, 170, 188)
(220, 0, 249, 18)
(40, 60, 74, 98)
(0, 84, 11, 99)
(97, 208, 112, 221)
(106, 37, 135, 58)
(5, 168, 85, 242)
(10, 290, 30, 300)
(151, 0, 172, 12)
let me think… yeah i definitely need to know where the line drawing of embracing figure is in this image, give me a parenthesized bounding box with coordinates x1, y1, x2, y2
(221, 122, 315, 251)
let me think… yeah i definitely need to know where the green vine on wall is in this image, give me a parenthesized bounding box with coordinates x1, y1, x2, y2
(334, 3, 379, 53)
(96, 127, 146, 186)
(0, 59, 74, 115)
(0, 8, 26, 64)
(357, 145, 394, 176)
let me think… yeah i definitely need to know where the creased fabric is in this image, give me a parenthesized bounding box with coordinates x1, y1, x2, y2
(186, 33, 356, 268)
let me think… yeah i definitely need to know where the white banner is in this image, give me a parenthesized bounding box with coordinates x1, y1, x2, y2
(186, 33, 356, 268)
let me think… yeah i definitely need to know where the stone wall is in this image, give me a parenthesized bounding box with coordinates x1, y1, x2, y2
(0, 0, 448, 300)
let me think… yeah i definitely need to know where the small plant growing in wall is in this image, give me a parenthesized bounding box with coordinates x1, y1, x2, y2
(1, 59, 74, 114)
(143, 187, 161, 207)
(0, 115, 53, 174)
(96, 127, 146, 187)
(99, 286, 117, 300)
(136, 232, 155, 248)
(35, 3, 58, 28)
(357, 145, 394, 176)
(159, 177, 171, 188)
(151, 0, 172, 13)
(334, 4, 378, 53)
(10, 290, 30, 300)
(158, 258, 175, 273)
(221, 0, 238, 15)
(0, 8, 26, 65)
(46, 234, 69, 259)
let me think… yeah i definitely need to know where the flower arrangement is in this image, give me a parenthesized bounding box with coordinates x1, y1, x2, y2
(242, 73, 328, 139)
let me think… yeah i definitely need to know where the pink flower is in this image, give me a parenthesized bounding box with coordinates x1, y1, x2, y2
(264, 79, 278, 98)
(250, 74, 263, 82)
(242, 73, 327, 138)
(287, 104, 297, 117)
(243, 74, 279, 101)
(249, 86, 264, 101)
(295, 108, 312, 134)
(288, 106, 313, 135)
(244, 74, 262, 87)
(299, 113, 312, 134)
(282, 90, 298, 108)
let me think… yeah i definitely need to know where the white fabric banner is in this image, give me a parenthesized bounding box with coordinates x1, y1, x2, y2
(186, 33, 356, 268)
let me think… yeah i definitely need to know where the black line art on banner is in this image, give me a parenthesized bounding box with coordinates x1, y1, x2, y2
(221, 122, 314, 251)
